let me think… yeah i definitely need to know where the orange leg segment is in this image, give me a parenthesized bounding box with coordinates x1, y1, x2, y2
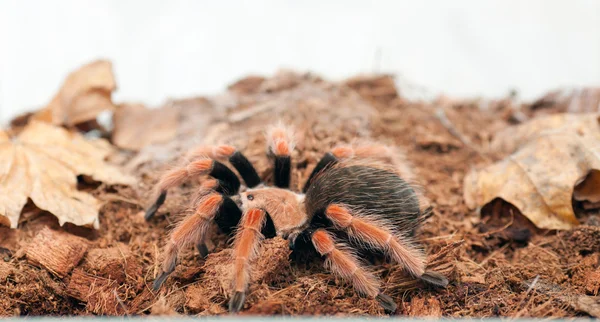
(311, 229, 381, 297)
(229, 208, 267, 313)
(146, 157, 241, 220)
(311, 229, 398, 312)
(152, 193, 224, 290)
(325, 204, 426, 278)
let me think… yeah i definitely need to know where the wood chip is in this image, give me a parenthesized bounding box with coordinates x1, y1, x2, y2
(81, 244, 142, 285)
(26, 227, 89, 278)
(67, 268, 125, 315)
(402, 296, 443, 317)
(0, 261, 14, 280)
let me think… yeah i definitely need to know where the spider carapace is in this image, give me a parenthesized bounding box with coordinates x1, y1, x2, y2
(145, 124, 448, 313)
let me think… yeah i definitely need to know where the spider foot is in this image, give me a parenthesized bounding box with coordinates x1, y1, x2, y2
(145, 191, 167, 220)
(229, 291, 246, 313)
(152, 271, 170, 291)
(420, 270, 449, 288)
(196, 242, 209, 259)
(376, 293, 397, 314)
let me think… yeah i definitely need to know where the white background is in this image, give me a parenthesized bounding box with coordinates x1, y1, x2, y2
(1, 0, 599, 124)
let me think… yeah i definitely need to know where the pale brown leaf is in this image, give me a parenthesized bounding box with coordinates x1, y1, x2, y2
(568, 295, 600, 317)
(112, 103, 179, 151)
(532, 87, 600, 114)
(491, 113, 600, 154)
(33, 60, 116, 126)
(0, 121, 135, 229)
(464, 114, 600, 230)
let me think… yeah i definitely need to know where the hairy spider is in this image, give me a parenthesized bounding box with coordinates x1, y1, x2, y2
(146, 124, 448, 313)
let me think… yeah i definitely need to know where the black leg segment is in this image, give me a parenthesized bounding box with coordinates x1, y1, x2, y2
(302, 152, 338, 193)
(213, 196, 243, 234)
(261, 211, 277, 239)
(196, 242, 209, 259)
(209, 161, 241, 195)
(152, 255, 176, 290)
(229, 151, 261, 188)
(145, 190, 167, 220)
(274, 155, 291, 188)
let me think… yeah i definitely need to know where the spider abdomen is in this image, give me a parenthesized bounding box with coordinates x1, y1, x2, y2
(305, 165, 422, 235)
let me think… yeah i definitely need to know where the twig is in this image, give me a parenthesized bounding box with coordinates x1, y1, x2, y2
(100, 194, 142, 207)
(512, 275, 540, 319)
(114, 289, 130, 316)
(434, 106, 491, 162)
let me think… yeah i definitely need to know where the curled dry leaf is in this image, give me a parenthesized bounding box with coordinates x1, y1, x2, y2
(33, 60, 116, 126)
(112, 103, 179, 151)
(491, 113, 600, 155)
(531, 87, 600, 114)
(0, 121, 135, 229)
(464, 113, 600, 230)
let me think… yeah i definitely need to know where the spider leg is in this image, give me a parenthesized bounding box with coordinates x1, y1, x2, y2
(152, 192, 242, 291)
(310, 229, 397, 313)
(302, 152, 337, 192)
(303, 143, 413, 192)
(189, 178, 226, 258)
(187, 145, 261, 188)
(267, 124, 294, 188)
(145, 157, 241, 220)
(228, 208, 268, 313)
(324, 204, 448, 287)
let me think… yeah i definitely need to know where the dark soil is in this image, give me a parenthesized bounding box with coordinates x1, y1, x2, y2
(1, 71, 599, 317)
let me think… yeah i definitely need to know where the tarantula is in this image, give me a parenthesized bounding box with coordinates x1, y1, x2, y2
(146, 125, 448, 313)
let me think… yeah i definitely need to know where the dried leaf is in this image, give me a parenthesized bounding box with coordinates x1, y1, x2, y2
(33, 60, 116, 126)
(112, 103, 179, 151)
(491, 113, 600, 155)
(531, 87, 600, 114)
(568, 295, 600, 317)
(0, 121, 134, 229)
(464, 114, 600, 230)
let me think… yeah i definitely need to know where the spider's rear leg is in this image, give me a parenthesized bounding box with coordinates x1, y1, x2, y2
(267, 124, 294, 189)
(303, 143, 413, 192)
(152, 192, 242, 291)
(309, 229, 397, 313)
(325, 204, 448, 288)
(145, 156, 241, 220)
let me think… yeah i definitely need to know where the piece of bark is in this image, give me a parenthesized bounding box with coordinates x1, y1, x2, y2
(67, 268, 126, 315)
(81, 244, 141, 285)
(26, 227, 89, 278)
(585, 270, 600, 296)
(0, 261, 14, 280)
(402, 296, 443, 317)
(129, 288, 156, 314)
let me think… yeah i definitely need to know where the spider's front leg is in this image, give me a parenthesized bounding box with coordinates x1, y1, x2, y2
(267, 124, 295, 189)
(309, 229, 398, 313)
(228, 208, 270, 313)
(152, 192, 242, 290)
(324, 204, 448, 287)
(145, 145, 261, 220)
